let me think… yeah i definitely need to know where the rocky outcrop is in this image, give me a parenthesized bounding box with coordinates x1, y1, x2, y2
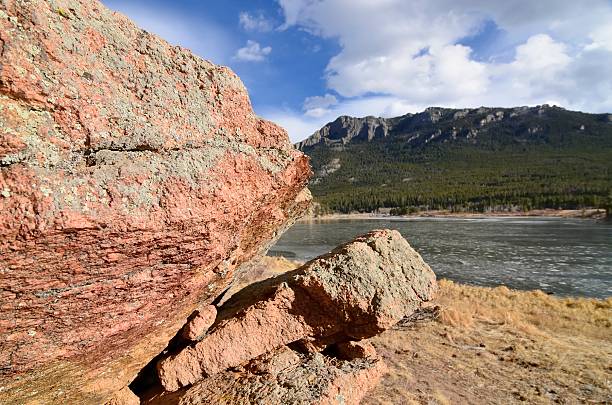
(296, 115, 393, 149)
(152, 230, 437, 398)
(0, 0, 310, 403)
(148, 349, 387, 405)
(295, 105, 590, 152)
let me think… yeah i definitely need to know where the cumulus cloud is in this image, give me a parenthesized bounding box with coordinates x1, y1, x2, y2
(239, 11, 274, 32)
(586, 24, 612, 52)
(274, 0, 612, 141)
(234, 40, 272, 62)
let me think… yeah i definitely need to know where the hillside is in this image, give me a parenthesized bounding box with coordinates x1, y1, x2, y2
(297, 106, 612, 214)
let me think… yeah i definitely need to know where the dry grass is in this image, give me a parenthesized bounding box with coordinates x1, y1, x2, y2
(256, 256, 612, 405)
(365, 280, 612, 404)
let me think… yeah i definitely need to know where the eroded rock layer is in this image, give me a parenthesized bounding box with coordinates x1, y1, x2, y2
(147, 348, 387, 405)
(156, 230, 437, 393)
(0, 0, 310, 403)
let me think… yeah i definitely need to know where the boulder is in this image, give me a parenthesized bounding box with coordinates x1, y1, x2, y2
(0, 0, 310, 403)
(157, 230, 437, 391)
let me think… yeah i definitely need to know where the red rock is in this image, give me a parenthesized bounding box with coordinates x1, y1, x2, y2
(157, 230, 437, 391)
(181, 305, 217, 342)
(245, 346, 301, 375)
(0, 0, 310, 403)
(157, 283, 308, 391)
(104, 387, 139, 405)
(336, 340, 378, 360)
(146, 350, 388, 405)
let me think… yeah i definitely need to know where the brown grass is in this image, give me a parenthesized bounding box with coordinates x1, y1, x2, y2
(365, 280, 612, 404)
(255, 256, 612, 405)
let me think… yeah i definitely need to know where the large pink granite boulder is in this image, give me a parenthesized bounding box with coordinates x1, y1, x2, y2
(0, 0, 310, 403)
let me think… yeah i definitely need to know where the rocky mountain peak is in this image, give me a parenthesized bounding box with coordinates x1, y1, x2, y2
(296, 105, 581, 151)
(296, 114, 391, 150)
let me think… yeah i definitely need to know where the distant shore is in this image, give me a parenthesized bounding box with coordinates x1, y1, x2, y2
(300, 208, 607, 221)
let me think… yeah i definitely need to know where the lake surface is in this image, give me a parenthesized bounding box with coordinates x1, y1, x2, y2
(270, 217, 612, 299)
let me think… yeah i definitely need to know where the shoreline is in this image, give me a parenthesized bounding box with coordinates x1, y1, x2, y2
(300, 208, 607, 221)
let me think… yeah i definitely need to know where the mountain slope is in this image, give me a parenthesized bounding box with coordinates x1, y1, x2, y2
(297, 106, 612, 214)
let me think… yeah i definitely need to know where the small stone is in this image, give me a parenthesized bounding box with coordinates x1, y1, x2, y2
(181, 305, 217, 341)
(1, 189, 10, 198)
(336, 340, 378, 360)
(290, 339, 328, 354)
(246, 346, 300, 375)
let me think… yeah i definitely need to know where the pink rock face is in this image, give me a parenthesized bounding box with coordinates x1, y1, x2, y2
(157, 230, 437, 392)
(0, 0, 310, 403)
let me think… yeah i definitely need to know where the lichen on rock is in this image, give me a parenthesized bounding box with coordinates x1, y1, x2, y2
(155, 230, 437, 395)
(0, 0, 310, 403)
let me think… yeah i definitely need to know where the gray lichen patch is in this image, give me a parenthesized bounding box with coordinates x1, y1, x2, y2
(0, 94, 79, 169)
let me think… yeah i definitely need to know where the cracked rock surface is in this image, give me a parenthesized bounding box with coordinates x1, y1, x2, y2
(0, 0, 310, 403)
(154, 230, 437, 398)
(148, 348, 388, 405)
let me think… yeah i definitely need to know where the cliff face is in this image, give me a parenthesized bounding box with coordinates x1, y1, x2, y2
(296, 106, 612, 151)
(0, 0, 310, 403)
(297, 115, 393, 149)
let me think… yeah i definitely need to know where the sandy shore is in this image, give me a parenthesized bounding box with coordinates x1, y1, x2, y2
(300, 208, 607, 222)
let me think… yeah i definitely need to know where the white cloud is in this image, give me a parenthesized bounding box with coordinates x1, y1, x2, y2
(304, 94, 338, 110)
(303, 94, 338, 117)
(263, 109, 324, 143)
(511, 34, 571, 72)
(276, 0, 612, 126)
(586, 24, 612, 52)
(239, 11, 274, 32)
(234, 40, 272, 62)
(268, 33, 612, 140)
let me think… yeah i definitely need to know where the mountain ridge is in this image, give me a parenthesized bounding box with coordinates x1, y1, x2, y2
(296, 105, 612, 150)
(296, 105, 612, 214)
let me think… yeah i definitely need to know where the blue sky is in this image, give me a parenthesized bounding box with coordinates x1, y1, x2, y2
(102, 1, 612, 142)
